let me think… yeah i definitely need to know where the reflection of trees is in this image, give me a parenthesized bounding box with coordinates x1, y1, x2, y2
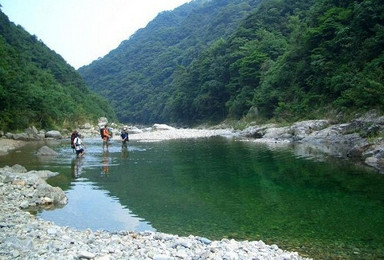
(84, 138, 384, 259)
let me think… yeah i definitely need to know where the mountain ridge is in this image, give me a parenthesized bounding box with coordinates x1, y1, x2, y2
(78, 0, 262, 124)
(79, 0, 384, 125)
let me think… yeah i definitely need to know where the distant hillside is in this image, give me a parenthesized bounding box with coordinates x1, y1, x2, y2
(78, 0, 261, 124)
(0, 9, 116, 131)
(79, 0, 384, 125)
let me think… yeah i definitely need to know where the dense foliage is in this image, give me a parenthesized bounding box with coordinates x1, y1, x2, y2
(0, 9, 116, 131)
(79, 0, 384, 125)
(79, 0, 261, 124)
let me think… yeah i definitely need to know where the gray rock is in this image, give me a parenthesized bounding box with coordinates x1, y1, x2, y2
(24, 126, 40, 140)
(79, 251, 96, 259)
(197, 237, 211, 245)
(45, 130, 62, 139)
(5, 132, 14, 139)
(291, 120, 329, 140)
(36, 146, 58, 156)
(263, 126, 292, 140)
(35, 183, 67, 205)
(242, 125, 271, 138)
(13, 133, 30, 141)
(27, 170, 59, 179)
(12, 164, 28, 173)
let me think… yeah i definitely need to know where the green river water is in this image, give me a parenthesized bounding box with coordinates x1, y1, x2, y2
(1, 137, 383, 259)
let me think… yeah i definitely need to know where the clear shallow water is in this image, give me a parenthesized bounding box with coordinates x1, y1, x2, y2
(1, 137, 384, 259)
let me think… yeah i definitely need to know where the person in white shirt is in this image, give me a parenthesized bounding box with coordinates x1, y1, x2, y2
(74, 133, 86, 157)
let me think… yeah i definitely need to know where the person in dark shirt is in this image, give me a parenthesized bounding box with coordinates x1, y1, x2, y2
(121, 126, 129, 149)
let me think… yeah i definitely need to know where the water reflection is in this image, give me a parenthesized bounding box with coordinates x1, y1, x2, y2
(0, 137, 383, 259)
(101, 151, 110, 175)
(39, 180, 155, 232)
(121, 146, 129, 159)
(71, 157, 84, 178)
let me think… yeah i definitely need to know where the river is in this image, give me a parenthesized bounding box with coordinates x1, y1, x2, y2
(0, 136, 383, 259)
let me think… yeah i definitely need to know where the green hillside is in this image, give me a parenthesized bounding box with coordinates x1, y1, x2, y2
(79, 0, 384, 125)
(78, 0, 261, 124)
(0, 9, 116, 131)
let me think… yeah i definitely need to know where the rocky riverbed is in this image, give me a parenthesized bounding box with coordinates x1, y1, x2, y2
(2, 112, 384, 173)
(0, 164, 310, 260)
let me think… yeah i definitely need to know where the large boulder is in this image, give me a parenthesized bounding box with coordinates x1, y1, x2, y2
(36, 146, 58, 156)
(263, 126, 292, 140)
(241, 125, 271, 138)
(35, 182, 68, 205)
(45, 130, 62, 139)
(12, 133, 30, 141)
(24, 126, 41, 140)
(291, 120, 330, 140)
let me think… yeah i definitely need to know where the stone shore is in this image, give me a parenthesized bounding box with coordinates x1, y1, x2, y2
(0, 164, 310, 260)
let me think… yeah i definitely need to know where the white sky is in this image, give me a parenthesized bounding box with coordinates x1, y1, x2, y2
(0, 0, 191, 69)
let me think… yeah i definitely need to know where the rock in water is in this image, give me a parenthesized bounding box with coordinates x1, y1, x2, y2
(36, 146, 58, 156)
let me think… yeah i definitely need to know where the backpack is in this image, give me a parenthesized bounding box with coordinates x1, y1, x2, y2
(70, 131, 78, 149)
(100, 128, 104, 139)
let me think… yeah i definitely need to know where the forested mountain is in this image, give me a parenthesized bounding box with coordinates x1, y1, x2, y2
(79, 0, 384, 125)
(0, 9, 116, 131)
(78, 0, 262, 124)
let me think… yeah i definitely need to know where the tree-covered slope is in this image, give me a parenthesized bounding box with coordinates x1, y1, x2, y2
(167, 0, 384, 123)
(0, 9, 116, 131)
(80, 0, 384, 125)
(232, 0, 384, 121)
(78, 0, 262, 124)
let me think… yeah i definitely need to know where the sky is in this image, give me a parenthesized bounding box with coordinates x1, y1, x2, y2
(0, 0, 191, 69)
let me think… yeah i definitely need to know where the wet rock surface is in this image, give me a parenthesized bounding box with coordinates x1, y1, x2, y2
(239, 113, 384, 173)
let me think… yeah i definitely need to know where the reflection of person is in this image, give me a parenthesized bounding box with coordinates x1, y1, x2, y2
(71, 157, 83, 178)
(73, 133, 86, 157)
(121, 145, 129, 158)
(121, 126, 129, 149)
(102, 151, 109, 175)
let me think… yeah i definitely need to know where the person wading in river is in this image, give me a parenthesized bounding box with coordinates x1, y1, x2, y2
(101, 124, 111, 150)
(121, 126, 129, 149)
(73, 133, 86, 157)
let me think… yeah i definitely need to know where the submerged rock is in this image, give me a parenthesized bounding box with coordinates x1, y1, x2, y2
(36, 146, 58, 156)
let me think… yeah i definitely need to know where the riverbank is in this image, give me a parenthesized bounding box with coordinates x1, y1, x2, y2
(2, 112, 384, 173)
(0, 164, 310, 260)
(0, 139, 26, 156)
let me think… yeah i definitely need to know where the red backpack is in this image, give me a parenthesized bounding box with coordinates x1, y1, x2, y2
(70, 131, 78, 149)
